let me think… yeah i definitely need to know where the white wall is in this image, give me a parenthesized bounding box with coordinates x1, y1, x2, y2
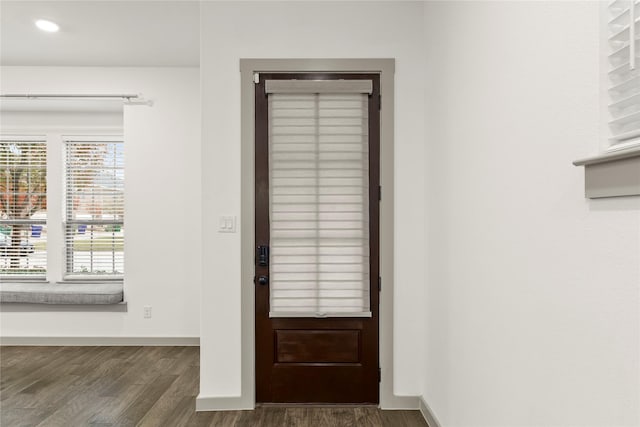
(0, 66, 202, 340)
(1, 110, 123, 130)
(200, 1, 426, 399)
(3, 4, 635, 424)
(423, 2, 640, 426)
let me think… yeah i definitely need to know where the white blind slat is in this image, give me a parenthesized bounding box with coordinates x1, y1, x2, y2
(268, 91, 371, 318)
(609, 8, 630, 28)
(609, 128, 640, 142)
(608, 93, 640, 120)
(64, 140, 124, 277)
(0, 140, 47, 278)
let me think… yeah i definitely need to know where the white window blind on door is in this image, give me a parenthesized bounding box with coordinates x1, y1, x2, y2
(268, 81, 372, 318)
(608, 0, 640, 146)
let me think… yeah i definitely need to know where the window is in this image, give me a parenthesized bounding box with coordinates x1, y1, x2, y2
(607, 0, 640, 150)
(0, 138, 47, 279)
(64, 138, 124, 279)
(264, 79, 375, 317)
(574, 1, 640, 198)
(0, 134, 124, 282)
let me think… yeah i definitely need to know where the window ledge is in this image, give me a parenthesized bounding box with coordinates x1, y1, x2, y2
(573, 145, 640, 166)
(573, 146, 640, 198)
(0, 282, 123, 305)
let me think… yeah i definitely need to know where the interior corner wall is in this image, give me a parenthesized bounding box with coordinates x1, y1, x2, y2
(200, 1, 426, 399)
(423, 2, 640, 426)
(0, 66, 202, 340)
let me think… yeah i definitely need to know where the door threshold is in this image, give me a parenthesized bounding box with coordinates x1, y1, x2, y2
(256, 403, 379, 408)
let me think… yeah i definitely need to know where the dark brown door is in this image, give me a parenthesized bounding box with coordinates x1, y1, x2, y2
(255, 73, 380, 404)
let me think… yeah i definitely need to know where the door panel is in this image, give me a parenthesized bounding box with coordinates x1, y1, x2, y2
(255, 73, 380, 404)
(275, 330, 360, 363)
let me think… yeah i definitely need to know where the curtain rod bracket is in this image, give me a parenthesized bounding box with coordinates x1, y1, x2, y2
(123, 97, 154, 107)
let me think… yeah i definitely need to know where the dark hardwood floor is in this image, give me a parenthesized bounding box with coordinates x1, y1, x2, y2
(0, 346, 428, 426)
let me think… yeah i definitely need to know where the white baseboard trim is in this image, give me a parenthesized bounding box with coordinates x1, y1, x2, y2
(380, 394, 420, 410)
(419, 395, 442, 427)
(196, 395, 254, 412)
(0, 336, 200, 346)
(1, 302, 128, 312)
(195, 393, 421, 412)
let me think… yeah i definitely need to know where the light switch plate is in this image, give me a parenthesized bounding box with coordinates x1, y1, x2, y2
(218, 215, 237, 233)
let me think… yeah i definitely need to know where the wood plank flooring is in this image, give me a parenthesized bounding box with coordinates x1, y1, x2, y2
(0, 346, 428, 427)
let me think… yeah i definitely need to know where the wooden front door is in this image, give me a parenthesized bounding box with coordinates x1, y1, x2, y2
(255, 73, 380, 404)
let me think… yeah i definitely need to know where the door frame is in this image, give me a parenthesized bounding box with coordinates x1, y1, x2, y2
(235, 58, 415, 410)
(255, 73, 381, 404)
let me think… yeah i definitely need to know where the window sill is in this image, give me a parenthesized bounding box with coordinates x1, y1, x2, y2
(0, 281, 124, 307)
(573, 146, 640, 198)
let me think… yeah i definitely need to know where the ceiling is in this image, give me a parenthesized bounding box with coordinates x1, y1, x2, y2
(0, 1, 200, 67)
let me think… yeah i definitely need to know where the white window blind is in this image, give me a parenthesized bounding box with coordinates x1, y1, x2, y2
(64, 138, 124, 278)
(268, 85, 371, 318)
(608, 0, 640, 147)
(0, 139, 47, 279)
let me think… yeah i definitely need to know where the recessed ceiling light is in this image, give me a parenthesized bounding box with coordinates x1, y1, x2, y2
(35, 19, 59, 33)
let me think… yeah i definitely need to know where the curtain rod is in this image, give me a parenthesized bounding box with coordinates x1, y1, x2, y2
(0, 93, 153, 106)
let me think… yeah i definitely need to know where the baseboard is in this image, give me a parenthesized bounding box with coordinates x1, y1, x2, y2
(419, 395, 442, 427)
(196, 395, 254, 411)
(0, 336, 199, 346)
(380, 394, 420, 410)
(1, 302, 127, 312)
(195, 393, 420, 412)
(196, 394, 436, 421)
